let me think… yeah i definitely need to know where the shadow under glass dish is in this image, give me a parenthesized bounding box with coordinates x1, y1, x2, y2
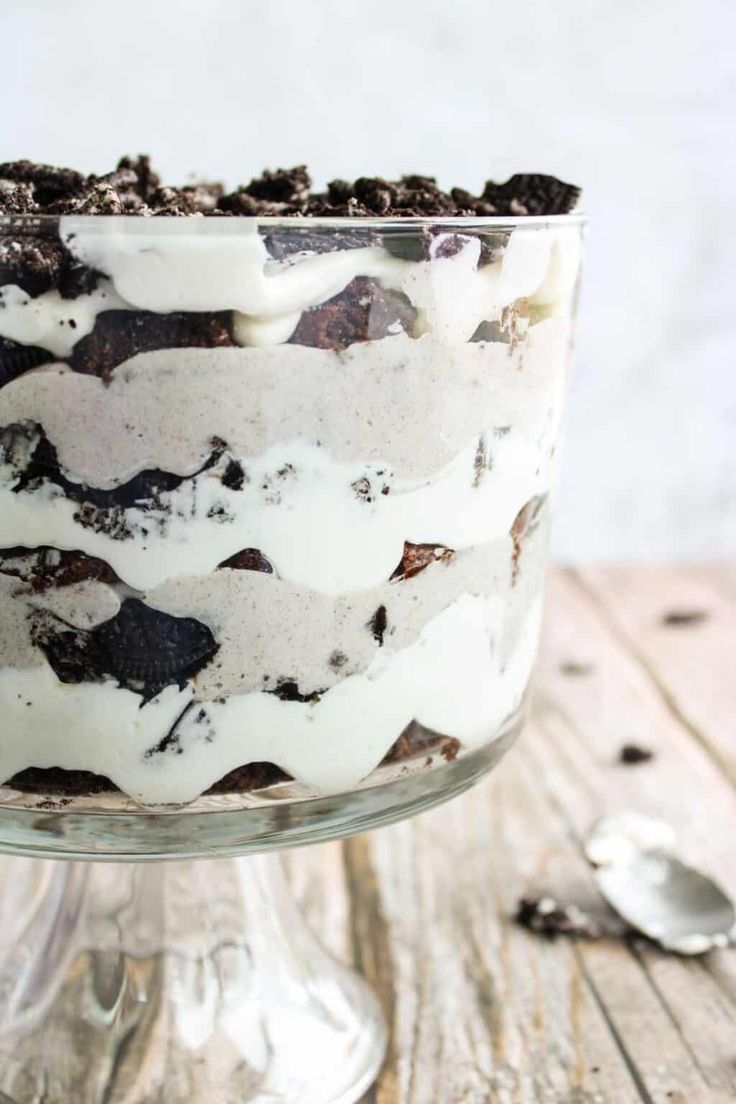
(0, 213, 584, 1103)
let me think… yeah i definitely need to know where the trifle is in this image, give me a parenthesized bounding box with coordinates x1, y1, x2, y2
(0, 158, 583, 809)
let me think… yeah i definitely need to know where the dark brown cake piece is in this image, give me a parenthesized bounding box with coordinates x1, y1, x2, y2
(70, 309, 235, 378)
(219, 548, 274, 573)
(288, 277, 416, 351)
(510, 495, 547, 583)
(0, 546, 117, 590)
(390, 542, 454, 582)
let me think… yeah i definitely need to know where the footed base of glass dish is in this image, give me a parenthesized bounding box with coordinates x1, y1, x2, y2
(0, 853, 386, 1104)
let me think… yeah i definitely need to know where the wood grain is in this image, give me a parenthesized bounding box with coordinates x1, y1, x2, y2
(288, 565, 736, 1104)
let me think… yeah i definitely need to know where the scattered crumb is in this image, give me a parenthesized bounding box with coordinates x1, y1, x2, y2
(440, 738, 460, 762)
(661, 609, 707, 628)
(619, 743, 654, 765)
(559, 661, 594, 677)
(35, 797, 73, 810)
(514, 896, 600, 939)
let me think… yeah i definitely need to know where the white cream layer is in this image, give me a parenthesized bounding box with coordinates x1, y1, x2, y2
(0, 224, 582, 350)
(0, 432, 549, 594)
(0, 282, 127, 357)
(0, 593, 541, 805)
(0, 319, 569, 486)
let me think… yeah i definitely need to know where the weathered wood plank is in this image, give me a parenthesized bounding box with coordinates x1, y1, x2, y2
(574, 564, 736, 784)
(349, 758, 644, 1104)
(526, 570, 736, 1101)
(342, 566, 736, 1102)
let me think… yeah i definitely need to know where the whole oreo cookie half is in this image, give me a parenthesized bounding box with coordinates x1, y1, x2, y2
(33, 598, 219, 700)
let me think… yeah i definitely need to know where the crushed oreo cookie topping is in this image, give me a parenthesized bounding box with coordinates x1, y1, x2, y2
(0, 157, 580, 219)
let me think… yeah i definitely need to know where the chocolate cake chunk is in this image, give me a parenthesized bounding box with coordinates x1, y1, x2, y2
(383, 722, 460, 765)
(7, 762, 292, 798)
(390, 542, 454, 582)
(0, 547, 117, 590)
(288, 277, 416, 351)
(70, 310, 235, 378)
(510, 495, 546, 582)
(218, 548, 274, 573)
(32, 597, 219, 700)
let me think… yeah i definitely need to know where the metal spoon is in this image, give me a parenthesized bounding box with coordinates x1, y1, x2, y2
(584, 814, 736, 955)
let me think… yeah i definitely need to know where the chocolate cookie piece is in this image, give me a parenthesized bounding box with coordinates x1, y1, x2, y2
(480, 174, 581, 217)
(33, 597, 219, 700)
(70, 309, 235, 378)
(0, 160, 86, 208)
(0, 181, 37, 216)
(8, 425, 231, 520)
(0, 337, 53, 388)
(0, 225, 101, 298)
(0, 546, 117, 590)
(220, 165, 311, 216)
(390, 542, 453, 582)
(148, 183, 225, 216)
(0, 232, 66, 296)
(114, 155, 160, 202)
(289, 277, 416, 351)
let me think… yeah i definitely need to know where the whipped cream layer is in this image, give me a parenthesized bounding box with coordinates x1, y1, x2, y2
(0, 224, 581, 352)
(0, 431, 549, 594)
(0, 593, 540, 804)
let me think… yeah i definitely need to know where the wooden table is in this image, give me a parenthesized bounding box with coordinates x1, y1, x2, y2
(286, 566, 736, 1104)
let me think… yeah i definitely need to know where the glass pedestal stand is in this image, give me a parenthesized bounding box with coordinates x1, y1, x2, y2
(0, 730, 519, 1103)
(0, 855, 384, 1104)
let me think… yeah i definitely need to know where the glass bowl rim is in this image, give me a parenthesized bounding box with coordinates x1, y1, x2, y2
(0, 212, 587, 231)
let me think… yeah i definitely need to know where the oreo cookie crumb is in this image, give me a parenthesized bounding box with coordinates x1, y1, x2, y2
(661, 609, 708, 627)
(559, 660, 594, 677)
(514, 896, 600, 939)
(271, 679, 323, 704)
(0, 157, 581, 219)
(619, 743, 654, 765)
(368, 604, 388, 645)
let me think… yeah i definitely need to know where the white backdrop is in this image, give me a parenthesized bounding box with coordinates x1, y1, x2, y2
(2, 0, 734, 559)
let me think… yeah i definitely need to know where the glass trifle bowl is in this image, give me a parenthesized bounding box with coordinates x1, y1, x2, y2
(0, 208, 584, 1102)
